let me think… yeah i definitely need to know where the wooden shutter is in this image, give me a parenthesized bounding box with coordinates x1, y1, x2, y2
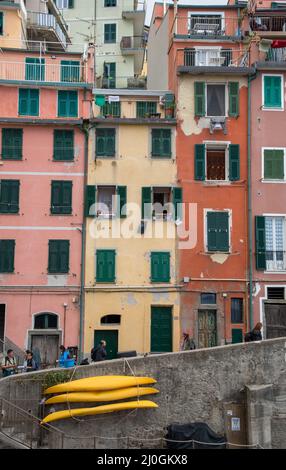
(29, 89, 39, 116)
(255, 216, 266, 270)
(2, 129, 23, 160)
(59, 241, 70, 273)
(194, 144, 205, 180)
(228, 82, 239, 117)
(96, 250, 115, 282)
(173, 187, 183, 220)
(142, 187, 152, 219)
(54, 130, 74, 161)
(68, 0, 74, 7)
(96, 129, 115, 157)
(229, 144, 240, 181)
(19, 89, 29, 116)
(0, 240, 15, 273)
(10, 180, 19, 214)
(62, 181, 72, 214)
(207, 212, 229, 252)
(117, 186, 127, 218)
(194, 82, 205, 117)
(151, 252, 170, 283)
(0, 180, 19, 214)
(85, 185, 96, 217)
(264, 76, 282, 108)
(264, 149, 284, 179)
(67, 91, 78, 117)
(58, 91, 67, 117)
(48, 240, 69, 273)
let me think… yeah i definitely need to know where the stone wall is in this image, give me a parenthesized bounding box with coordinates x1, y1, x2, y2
(1, 338, 286, 449)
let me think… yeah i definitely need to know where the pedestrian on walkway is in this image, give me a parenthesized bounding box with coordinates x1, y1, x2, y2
(1, 349, 17, 377)
(245, 322, 263, 342)
(91, 340, 107, 362)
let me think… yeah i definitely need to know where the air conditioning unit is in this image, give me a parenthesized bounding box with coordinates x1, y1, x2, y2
(210, 117, 227, 135)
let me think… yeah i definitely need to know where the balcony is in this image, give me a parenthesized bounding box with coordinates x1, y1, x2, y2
(0, 60, 88, 85)
(183, 49, 249, 68)
(97, 75, 146, 90)
(250, 15, 286, 38)
(120, 36, 146, 54)
(266, 47, 286, 62)
(173, 16, 241, 39)
(26, 11, 69, 51)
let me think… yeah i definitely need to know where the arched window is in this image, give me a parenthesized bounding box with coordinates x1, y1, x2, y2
(101, 315, 121, 325)
(34, 313, 58, 330)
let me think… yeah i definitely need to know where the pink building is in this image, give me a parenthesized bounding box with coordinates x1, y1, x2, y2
(0, 45, 93, 365)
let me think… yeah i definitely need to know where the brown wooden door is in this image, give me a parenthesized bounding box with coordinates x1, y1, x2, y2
(31, 335, 59, 368)
(198, 310, 217, 348)
(265, 303, 286, 339)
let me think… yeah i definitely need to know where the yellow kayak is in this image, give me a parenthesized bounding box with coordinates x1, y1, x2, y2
(44, 376, 156, 395)
(45, 387, 159, 405)
(42, 400, 158, 424)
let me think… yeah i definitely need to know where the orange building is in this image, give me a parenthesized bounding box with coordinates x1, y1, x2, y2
(148, 1, 254, 347)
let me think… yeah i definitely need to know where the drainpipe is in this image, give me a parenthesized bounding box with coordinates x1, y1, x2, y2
(248, 71, 257, 331)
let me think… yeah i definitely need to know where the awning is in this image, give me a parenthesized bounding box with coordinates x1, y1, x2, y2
(272, 40, 286, 48)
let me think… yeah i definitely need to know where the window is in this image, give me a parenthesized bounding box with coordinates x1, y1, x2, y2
(51, 181, 72, 215)
(53, 130, 74, 161)
(231, 298, 243, 323)
(19, 89, 39, 116)
(0, 240, 15, 273)
(105, 0, 117, 6)
(96, 250, 116, 283)
(25, 58, 45, 81)
(101, 315, 121, 325)
(48, 240, 70, 274)
(263, 149, 285, 180)
(103, 63, 116, 88)
(96, 129, 116, 157)
(187, 48, 232, 67)
(194, 82, 239, 118)
(265, 216, 285, 271)
(58, 90, 78, 117)
(2, 129, 23, 160)
(34, 313, 58, 329)
(151, 129, 172, 158)
(201, 293, 217, 304)
(61, 60, 80, 82)
(188, 14, 223, 35)
(0, 12, 3, 36)
(104, 24, 116, 43)
(267, 287, 285, 300)
(0, 180, 19, 214)
(206, 211, 230, 252)
(85, 185, 126, 218)
(207, 84, 225, 116)
(151, 252, 170, 283)
(56, 0, 74, 8)
(263, 75, 283, 109)
(195, 144, 240, 181)
(101, 102, 121, 118)
(141, 187, 182, 221)
(137, 101, 157, 118)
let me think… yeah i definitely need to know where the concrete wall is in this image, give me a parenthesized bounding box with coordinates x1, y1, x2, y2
(1, 338, 286, 448)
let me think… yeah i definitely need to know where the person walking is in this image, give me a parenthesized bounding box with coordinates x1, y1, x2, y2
(245, 322, 263, 342)
(91, 340, 107, 362)
(1, 349, 17, 378)
(181, 332, 196, 351)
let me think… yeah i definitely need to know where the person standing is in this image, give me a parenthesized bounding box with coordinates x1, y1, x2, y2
(25, 351, 38, 373)
(91, 340, 107, 362)
(1, 349, 17, 377)
(181, 332, 196, 351)
(245, 323, 263, 342)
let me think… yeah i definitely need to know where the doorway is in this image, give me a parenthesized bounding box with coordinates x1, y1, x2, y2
(198, 310, 217, 348)
(31, 334, 60, 368)
(94, 330, 118, 360)
(265, 303, 286, 338)
(151, 306, 173, 353)
(0, 305, 5, 353)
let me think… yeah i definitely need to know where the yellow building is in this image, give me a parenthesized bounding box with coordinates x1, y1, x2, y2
(84, 90, 181, 358)
(0, 1, 27, 49)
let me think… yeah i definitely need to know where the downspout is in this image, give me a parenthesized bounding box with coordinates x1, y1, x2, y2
(248, 71, 257, 331)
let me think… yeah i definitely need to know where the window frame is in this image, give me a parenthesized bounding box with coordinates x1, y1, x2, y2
(204, 208, 231, 253)
(200, 293, 217, 305)
(0, 12, 4, 36)
(150, 251, 171, 283)
(104, 0, 117, 6)
(96, 128, 116, 158)
(57, 90, 78, 118)
(231, 298, 244, 324)
(262, 147, 286, 182)
(262, 74, 284, 111)
(50, 180, 73, 215)
(104, 23, 117, 44)
(48, 240, 70, 274)
(96, 249, 116, 283)
(53, 129, 75, 162)
(0, 180, 20, 214)
(18, 88, 40, 117)
(0, 240, 15, 273)
(264, 214, 286, 273)
(151, 128, 172, 159)
(1, 129, 23, 161)
(206, 82, 227, 118)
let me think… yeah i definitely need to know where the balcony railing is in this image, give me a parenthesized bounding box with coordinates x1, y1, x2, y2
(266, 47, 286, 62)
(98, 75, 146, 89)
(120, 36, 145, 51)
(183, 49, 249, 67)
(0, 61, 88, 84)
(173, 16, 241, 38)
(250, 15, 286, 33)
(27, 11, 67, 49)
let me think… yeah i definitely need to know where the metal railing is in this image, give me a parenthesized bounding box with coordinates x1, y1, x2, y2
(183, 49, 249, 67)
(27, 11, 67, 49)
(120, 36, 146, 51)
(97, 75, 146, 89)
(250, 15, 286, 32)
(0, 61, 88, 84)
(266, 47, 286, 62)
(173, 16, 241, 38)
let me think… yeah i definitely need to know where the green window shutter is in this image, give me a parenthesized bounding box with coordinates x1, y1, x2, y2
(54, 130, 74, 161)
(151, 129, 171, 158)
(58, 91, 67, 117)
(142, 187, 152, 219)
(0, 240, 15, 273)
(228, 82, 239, 117)
(264, 149, 284, 179)
(194, 144, 205, 181)
(19, 89, 29, 116)
(29, 89, 39, 116)
(207, 212, 229, 252)
(264, 76, 282, 108)
(96, 129, 115, 157)
(0, 180, 19, 214)
(2, 129, 23, 160)
(96, 250, 116, 283)
(173, 187, 183, 220)
(58, 91, 78, 117)
(229, 144, 240, 181)
(255, 216, 266, 270)
(51, 181, 72, 215)
(48, 240, 69, 274)
(85, 185, 96, 217)
(19, 89, 39, 116)
(194, 82, 205, 117)
(68, 91, 78, 117)
(0, 12, 3, 36)
(117, 186, 127, 218)
(151, 252, 170, 283)
(68, 0, 74, 7)
(104, 24, 116, 43)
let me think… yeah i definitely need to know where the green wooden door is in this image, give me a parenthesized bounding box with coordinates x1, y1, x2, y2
(232, 328, 243, 344)
(198, 310, 217, 348)
(151, 306, 173, 353)
(94, 330, 118, 360)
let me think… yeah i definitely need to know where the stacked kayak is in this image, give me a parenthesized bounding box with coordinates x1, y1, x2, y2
(42, 375, 159, 425)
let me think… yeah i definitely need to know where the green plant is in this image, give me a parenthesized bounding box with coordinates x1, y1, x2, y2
(42, 370, 73, 393)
